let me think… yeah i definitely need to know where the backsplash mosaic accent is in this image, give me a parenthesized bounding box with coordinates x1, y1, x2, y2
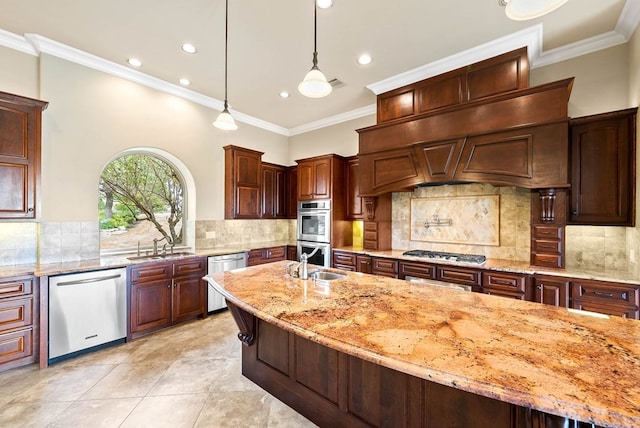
(195, 219, 295, 249)
(393, 184, 531, 261)
(0, 223, 38, 265)
(410, 195, 500, 245)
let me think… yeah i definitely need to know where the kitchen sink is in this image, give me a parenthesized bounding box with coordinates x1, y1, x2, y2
(311, 271, 346, 281)
(127, 251, 195, 261)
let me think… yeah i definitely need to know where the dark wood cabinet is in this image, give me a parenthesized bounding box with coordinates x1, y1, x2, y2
(287, 245, 297, 261)
(398, 261, 437, 280)
(570, 279, 640, 319)
(569, 108, 637, 226)
(371, 257, 398, 278)
(261, 162, 287, 219)
(482, 271, 530, 300)
(332, 250, 357, 271)
(224, 145, 263, 219)
(0, 275, 38, 372)
(356, 255, 372, 274)
(533, 275, 570, 307)
(128, 257, 206, 339)
(297, 155, 343, 201)
(286, 166, 297, 219)
(0, 91, 48, 219)
(437, 265, 482, 292)
(345, 156, 364, 219)
(247, 246, 287, 266)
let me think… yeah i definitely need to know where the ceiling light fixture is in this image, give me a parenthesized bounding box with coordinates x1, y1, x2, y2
(357, 53, 372, 66)
(279, 91, 290, 98)
(498, 0, 569, 21)
(214, 0, 238, 131)
(181, 43, 197, 54)
(127, 58, 142, 67)
(298, 1, 332, 99)
(316, 0, 333, 9)
(179, 78, 191, 86)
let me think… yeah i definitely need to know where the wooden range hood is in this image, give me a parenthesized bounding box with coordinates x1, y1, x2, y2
(357, 48, 574, 196)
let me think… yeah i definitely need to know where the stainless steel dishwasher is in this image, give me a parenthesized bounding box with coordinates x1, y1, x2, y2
(207, 252, 247, 312)
(48, 267, 127, 362)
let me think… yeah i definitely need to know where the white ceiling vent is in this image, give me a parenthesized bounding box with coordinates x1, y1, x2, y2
(328, 78, 344, 88)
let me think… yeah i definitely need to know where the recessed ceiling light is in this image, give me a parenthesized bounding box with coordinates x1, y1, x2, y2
(181, 43, 197, 54)
(357, 54, 372, 66)
(279, 91, 290, 98)
(127, 58, 142, 67)
(179, 78, 191, 86)
(316, 0, 333, 8)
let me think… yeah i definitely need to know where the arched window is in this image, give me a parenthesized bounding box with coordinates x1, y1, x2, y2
(99, 153, 185, 253)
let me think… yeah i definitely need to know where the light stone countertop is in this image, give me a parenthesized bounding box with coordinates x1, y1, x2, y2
(208, 261, 640, 428)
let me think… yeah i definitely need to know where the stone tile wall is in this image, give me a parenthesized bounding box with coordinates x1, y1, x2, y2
(39, 222, 100, 264)
(0, 223, 38, 265)
(195, 219, 295, 249)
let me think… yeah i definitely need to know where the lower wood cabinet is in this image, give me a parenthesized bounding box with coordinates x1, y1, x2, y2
(128, 257, 206, 339)
(398, 261, 436, 280)
(247, 246, 286, 266)
(570, 279, 640, 319)
(482, 271, 530, 300)
(533, 275, 570, 307)
(286, 245, 297, 261)
(332, 251, 372, 273)
(437, 266, 482, 292)
(371, 257, 398, 278)
(0, 275, 38, 372)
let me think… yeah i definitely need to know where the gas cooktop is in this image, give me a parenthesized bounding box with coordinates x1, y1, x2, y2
(402, 250, 487, 265)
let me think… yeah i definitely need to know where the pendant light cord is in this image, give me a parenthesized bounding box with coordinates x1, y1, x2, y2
(224, 0, 229, 108)
(312, 3, 318, 68)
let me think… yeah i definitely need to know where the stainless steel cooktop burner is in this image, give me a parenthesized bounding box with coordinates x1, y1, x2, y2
(402, 250, 486, 265)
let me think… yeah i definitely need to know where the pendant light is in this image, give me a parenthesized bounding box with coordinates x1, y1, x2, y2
(298, 1, 332, 98)
(498, 0, 569, 21)
(214, 0, 238, 130)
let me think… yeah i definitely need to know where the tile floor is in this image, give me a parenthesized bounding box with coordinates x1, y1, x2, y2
(0, 311, 317, 428)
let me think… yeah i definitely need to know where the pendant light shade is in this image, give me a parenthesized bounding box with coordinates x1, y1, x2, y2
(214, 0, 237, 130)
(499, 0, 569, 21)
(299, 3, 332, 98)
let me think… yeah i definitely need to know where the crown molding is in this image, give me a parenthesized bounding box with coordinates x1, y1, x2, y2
(366, 24, 544, 95)
(289, 104, 376, 136)
(0, 28, 37, 55)
(616, 0, 640, 40)
(532, 30, 627, 68)
(21, 33, 289, 136)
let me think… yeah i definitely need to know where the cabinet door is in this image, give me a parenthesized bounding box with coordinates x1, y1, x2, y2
(356, 256, 372, 274)
(569, 108, 636, 226)
(297, 162, 315, 200)
(172, 277, 204, 323)
(346, 157, 363, 219)
(286, 167, 297, 218)
(0, 93, 47, 219)
(313, 158, 331, 199)
(130, 279, 172, 335)
(274, 167, 287, 218)
(224, 146, 263, 219)
(372, 258, 398, 278)
(261, 165, 276, 219)
(482, 271, 528, 300)
(533, 276, 570, 307)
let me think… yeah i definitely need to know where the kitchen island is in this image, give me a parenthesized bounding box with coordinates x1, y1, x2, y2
(206, 261, 640, 428)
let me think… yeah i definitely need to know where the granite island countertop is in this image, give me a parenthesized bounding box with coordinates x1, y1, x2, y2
(208, 261, 640, 428)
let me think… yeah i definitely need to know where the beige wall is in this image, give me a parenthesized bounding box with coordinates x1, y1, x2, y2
(39, 54, 289, 223)
(628, 25, 640, 277)
(0, 46, 39, 98)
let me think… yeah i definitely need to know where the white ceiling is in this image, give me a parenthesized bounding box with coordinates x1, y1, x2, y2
(0, 0, 638, 136)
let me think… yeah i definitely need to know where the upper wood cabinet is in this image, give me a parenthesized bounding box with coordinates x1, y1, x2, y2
(296, 154, 344, 201)
(377, 48, 528, 124)
(568, 108, 637, 226)
(261, 162, 287, 219)
(224, 145, 263, 219)
(0, 91, 48, 219)
(345, 156, 363, 220)
(286, 166, 297, 219)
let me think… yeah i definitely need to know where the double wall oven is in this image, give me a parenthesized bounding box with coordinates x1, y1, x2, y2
(297, 200, 331, 267)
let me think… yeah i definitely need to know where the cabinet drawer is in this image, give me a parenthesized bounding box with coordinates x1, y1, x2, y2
(571, 300, 639, 320)
(571, 280, 640, 306)
(333, 264, 357, 272)
(265, 246, 286, 260)
(0, 298, 33, 332)
(0, 328, 34, 365)
(533, 226, 563, 240)
(533, 239, 562, 254)
(173, 257, 206, 277)
(399, 261, 436, 280)
(372, 258, 398, 278)
(247, 249, 264, 266)
(130, 263, 171, 283)
(0, 276, 34, 299)
(482, 272, 526, 293)
(531, 254, 562, 269)
(333, 252, 356, 267)
(437, 266, 481, 287)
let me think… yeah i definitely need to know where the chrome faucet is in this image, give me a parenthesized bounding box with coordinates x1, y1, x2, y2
(287, 247, 320, 280)
(152, 237, 166, 255)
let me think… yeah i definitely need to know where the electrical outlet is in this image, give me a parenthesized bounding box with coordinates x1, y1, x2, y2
(206, 231, 216, 239)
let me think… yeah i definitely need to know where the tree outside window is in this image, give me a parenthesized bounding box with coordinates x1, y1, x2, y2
(99, 154, 184, 252)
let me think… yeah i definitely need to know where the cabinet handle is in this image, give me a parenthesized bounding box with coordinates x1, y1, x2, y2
(593, 292, 614, 298)
(28, 207, 34, 212)
(571, 211, 578, 215)
(536, 285, 542, 290)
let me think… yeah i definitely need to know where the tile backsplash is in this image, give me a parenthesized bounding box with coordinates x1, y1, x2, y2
(0, 223, 38, 265)
(195, 219, 295, 249)
(40, 222, 100, 264)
